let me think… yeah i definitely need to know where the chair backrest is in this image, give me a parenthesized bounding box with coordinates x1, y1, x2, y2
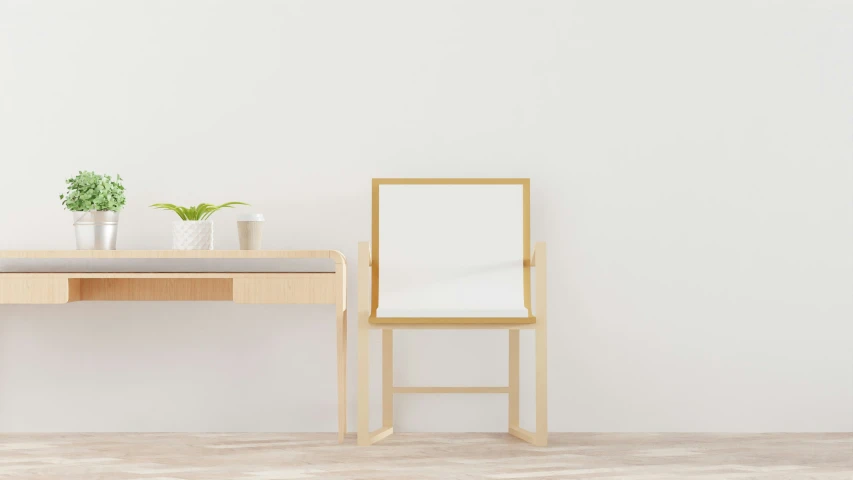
(372, 178, 531, 318)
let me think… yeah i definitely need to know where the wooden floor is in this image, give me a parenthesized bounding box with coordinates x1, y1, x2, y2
(0, 433, 849, 479)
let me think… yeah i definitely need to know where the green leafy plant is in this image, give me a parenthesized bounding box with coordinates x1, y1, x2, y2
(150, 202, 249, 221)
(60, 171, 126, 212)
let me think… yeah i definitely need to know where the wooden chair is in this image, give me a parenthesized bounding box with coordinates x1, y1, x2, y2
(357, 178, 547, 446)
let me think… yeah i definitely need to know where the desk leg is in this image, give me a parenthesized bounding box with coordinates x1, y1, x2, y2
(357, 242, 371, 446)
(337, 308, 347, 443)
(335, 261, 348, 443)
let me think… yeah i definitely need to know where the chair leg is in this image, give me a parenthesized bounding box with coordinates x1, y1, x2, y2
(534, 320, 548, 446)
(507, 328, 547, 447)
(508, 330, 520, 430)
(508, 242, 548, 447)
(534, 242, 548, 446)
(383, 330, 394, 429)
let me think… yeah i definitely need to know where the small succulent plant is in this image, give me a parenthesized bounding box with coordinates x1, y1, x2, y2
(150, 202, 249, 221)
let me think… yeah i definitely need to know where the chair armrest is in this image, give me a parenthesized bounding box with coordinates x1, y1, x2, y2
(531, 242, 546, 267)
(532, 242, 546, 319)
(358, 242, 372, 318)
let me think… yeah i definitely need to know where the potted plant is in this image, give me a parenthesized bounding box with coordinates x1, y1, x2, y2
(150, 202, 248, 250)
(60, 171, 126, 250)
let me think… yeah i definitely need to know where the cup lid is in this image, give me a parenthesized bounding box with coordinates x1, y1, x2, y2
(238, 213, 265, 221)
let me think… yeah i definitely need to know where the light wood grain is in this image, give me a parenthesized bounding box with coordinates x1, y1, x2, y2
(68, 277, 81, 302)
(335, 260, 347, 443)
(508, 330, 520, 429)
(370, 323, 536, 330)
(508, 425, 536, 444)
(1, 273, 338, 303)
(0, 272, 334, 279)
(369, 426, 394, 445)
(357, 241, 371, 446)
(522, 180, 531, 314)
(233, 275, 335, 304)
(393, 386, 509, 394)
(3, 272, 329, 279)
(534, 242, 548, 446)
(372, 178, 531, 185)
(0, 276, 70, 304)
(382, 329, 393, 428)
(2, 272, 333, 279)
(0, 433, 848, 479)
(0, 250, 339, 259)
(370, 316, 535, 324)
(371, 181, 380, 317)
(81, 278, 233, 301)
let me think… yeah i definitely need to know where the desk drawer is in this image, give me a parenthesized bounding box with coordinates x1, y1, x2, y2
(233, 274, 335, 304)
(0, 277, 73, 304)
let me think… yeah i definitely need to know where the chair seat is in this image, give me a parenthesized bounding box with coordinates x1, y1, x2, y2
(372, 308, 534, 324)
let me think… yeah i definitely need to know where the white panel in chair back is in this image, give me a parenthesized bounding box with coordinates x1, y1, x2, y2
(376, 182, 528, 318)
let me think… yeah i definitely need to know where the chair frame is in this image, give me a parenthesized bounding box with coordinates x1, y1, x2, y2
(357, 178, 548, 446)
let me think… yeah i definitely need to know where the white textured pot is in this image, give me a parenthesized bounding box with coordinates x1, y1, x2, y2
(172, 220, 214, 250)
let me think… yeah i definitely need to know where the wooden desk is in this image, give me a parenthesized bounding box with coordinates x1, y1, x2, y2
(0, 250, 348, 442)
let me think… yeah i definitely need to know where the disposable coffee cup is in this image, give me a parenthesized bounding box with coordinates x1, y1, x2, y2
(237, 213, 265, 250)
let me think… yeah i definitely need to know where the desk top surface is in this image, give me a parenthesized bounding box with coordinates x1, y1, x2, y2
(0, 250, 345, 262)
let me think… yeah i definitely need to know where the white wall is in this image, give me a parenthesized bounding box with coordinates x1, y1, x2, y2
(0, 0, 851, 432)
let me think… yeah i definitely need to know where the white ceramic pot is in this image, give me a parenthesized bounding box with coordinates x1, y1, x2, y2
(172, 220, 213, 250)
